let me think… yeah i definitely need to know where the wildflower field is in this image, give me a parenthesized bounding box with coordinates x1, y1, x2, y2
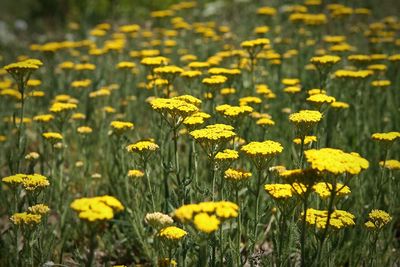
(1, 0, 400, 266)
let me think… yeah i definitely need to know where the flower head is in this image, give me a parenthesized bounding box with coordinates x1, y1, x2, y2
(304, 148, 369, 176)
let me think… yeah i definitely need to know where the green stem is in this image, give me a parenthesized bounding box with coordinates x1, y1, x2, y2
(253, 168, 263, 242)
(235, 188, 242, 267)
(300, 194, 309, 267)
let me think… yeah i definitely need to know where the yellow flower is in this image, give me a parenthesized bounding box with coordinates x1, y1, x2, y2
(264, 184, 293, 199)
(224, 168, 252, 181)
(27, 79, 41, 87)
(71, 79, 92, 88)
(241, 38, 270, 50)
(371, 80, 391, 87)
(70, 195, 124, 222)
(33, 114, 54, 123)
(28, 204, 50, 215)
(202, 75, 228, 86)
(49, 102, 77, 113)
(307, 94, 336, 105)
(116, 61, 136, 69)
(264, 183, 306, 199)
(371, 132, 400, 144)
(257, 6, 277, 16)
(127, 169, 145, 178)
(215, 149, 239, 162)
(293, 136, 317, 145)
(312, 182, 351, 198)
(284, 86, 301, 94)
(181, 70, 202, 78)
(190, 124, 236, 151)
(42, 132, 63, 142)
(239, 96, 262, 106)
(216, 104, 253, 118)
(379, 159, 400, 170)
(173, 201, 238, 225)
(334, 69, 373, 79)
(241, 140, 283, 158)
(289, 110, 323, 135)
(75, 63, 96, 71)
(365, 209, 392, 229)
(158, 226, 187, 241)
(2, 173, 50, 191)
(10, 212, 42, 225)
(141, 56, 169, 67)
(150, 97, 199, 119)
(110, 121, 134, 134)
(77, 126, 93, 134)
(188, 61, 210, 69)
(304, 148, 369, 175)
(310, 55, 341, 65)
(4, 59, 43, 77)
(193, 213, 220, 233)
(126, 140, 159, 153)
(304, 208, 355, 229)
(331, 101, 349, 109)
(256, 117, 275, 126)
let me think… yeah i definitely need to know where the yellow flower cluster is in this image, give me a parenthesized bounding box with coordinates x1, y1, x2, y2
(181, 70, 202, 78)
(312, 182, 351, 198)
(216, 104, 253, 118)
(28, 204, 50, 215)
(208, 68, 241, 76)
(10, 212, 42, 226)
(304, 208, 355, 229)
(49, 102, 77, 113)
(289, 13, 327, 25)
(379, 159, 400, 170)
(154, 65, 184, 76)
(126, 140, 159, 153)
(42, 132, 63, 141)
(140, 56, 169, 67)
(173, 201, 239, 233)
(77, 126, 93, 134)
(331, 101, 349, 109)
(116, 61, 136, 69)
(364, 209, 392, 230)
(158, 226, 187, 241)
(240, 140, 283, 158)
(307, 94, 336, 105)
(240, 38, 270, 49)
(264, 183, 306, 199)
(293, 135, 317, 145)
(110, 121, 134, 133)
(190, 124, 236, 143)
(183, 112, 210, 127)
(4, 58, 43, 76)
(71, 79, 92, 88)
(224, 168, 252, 181)
(289, 110, 323, 126)
(371, 132, 400, 142)
(202, 75, 228, 86)
(334, 69, 373, 79)
(2, 173, 50, 191)
(127, 169, 145, 178)
(215, 149, 239, 162)
(150, 97, 199, 118)
(70, 195, 124, 222)
(33, 114, 54, 123)
(310, 55, 341, 65)
(304, 148, 369, 175)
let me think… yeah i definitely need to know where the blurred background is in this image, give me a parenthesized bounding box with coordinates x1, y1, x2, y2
(0, 0, 399, 48)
